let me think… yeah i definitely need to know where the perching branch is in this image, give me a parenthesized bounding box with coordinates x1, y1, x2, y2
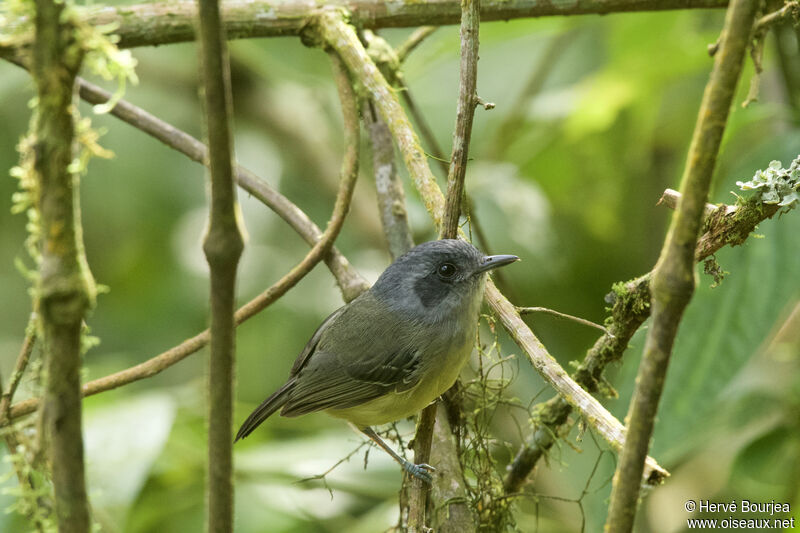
(412, 0, 481, 528)
(306, 6, 668, 484)
(196, 0, 244, 528)
(32, 0, 93, 529)
(606, 0, 759, 530)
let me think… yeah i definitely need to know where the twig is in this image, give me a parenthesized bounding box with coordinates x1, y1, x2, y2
(517, 307, 611, 336)
(196, 0, 244, 528)
(0, 314, 37, 419)
(3, 80, 361, 426)
(754, 0, 799, 31)
(396, 26, 438, 63)
(412, 2, 481, 528)
(490, 27, 575, 158)
(441, 0, 480, 240)
(606, 0, 759, 530)
(309, 7, 668, 485)
(32, 0, 93, 529)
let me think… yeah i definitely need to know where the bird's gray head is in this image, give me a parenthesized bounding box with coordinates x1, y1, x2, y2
(371, 239, 518, 322)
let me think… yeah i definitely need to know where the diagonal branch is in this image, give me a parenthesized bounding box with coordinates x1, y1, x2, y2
(605, 0, 760, 530)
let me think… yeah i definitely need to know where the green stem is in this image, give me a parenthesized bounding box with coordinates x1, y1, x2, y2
(32, 0, 93, 530)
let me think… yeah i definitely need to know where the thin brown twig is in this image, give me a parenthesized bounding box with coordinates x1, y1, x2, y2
(364, 100, 415, 260)
(754, 0, 799, 31)
(517, 307, 611, 336)
(440, 0, 480, 241)
(409, 2, 480, 530)
(0, 314, 37, 419)
(396, 26, 438, 63)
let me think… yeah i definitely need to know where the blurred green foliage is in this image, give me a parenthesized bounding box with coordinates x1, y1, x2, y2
(1, 5, 799, 532)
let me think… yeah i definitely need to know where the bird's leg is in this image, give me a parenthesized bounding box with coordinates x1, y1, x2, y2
(360, 426, 435, 484)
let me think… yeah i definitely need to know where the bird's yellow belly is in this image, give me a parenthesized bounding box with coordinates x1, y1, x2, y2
(326, 337, 473, 428)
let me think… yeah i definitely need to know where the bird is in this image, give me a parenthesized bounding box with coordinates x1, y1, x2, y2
(235, 239, 519, 483)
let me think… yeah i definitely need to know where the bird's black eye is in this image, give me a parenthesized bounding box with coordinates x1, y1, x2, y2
(437, 263, 457, 279)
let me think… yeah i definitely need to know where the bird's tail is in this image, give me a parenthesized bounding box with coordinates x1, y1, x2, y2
(235, 380, 295, 442)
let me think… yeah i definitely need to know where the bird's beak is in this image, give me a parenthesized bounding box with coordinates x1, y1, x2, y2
(475, 254, 519, 274)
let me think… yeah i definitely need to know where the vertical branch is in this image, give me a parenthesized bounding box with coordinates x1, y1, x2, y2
(364, 101, 414, 259)
(32, 0, 92, 530)
(196, 0, 245, 530)
(411, 2, 481, 530)
(605, 0, 759, 531)
(441, 0, 480, 240)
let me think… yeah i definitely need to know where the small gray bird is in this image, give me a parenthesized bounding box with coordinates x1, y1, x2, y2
(235, 239, 518, 483)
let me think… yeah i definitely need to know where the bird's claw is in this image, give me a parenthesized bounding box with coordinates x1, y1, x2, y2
(404, 461, 436, 484)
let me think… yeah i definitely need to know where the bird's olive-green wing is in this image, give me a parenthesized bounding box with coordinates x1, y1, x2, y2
(287, 306, 346, 376)
(280, 292, 425, 416)
(280, 345, 423, 416)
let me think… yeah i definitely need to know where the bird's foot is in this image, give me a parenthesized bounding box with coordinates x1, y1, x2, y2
(402, 460, 435, 484)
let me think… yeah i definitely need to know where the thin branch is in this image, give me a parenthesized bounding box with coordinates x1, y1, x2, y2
(32, 0, 92, 529)
(754, 0, 799, 31)
(413, 2, 481, 528)
(309, 7, 668, 484)
(490, 27, 576, 158)
(3, 81, 362, 426)
(441, 0, 480, 240)
(396, 26, 438, 63)
(485, 280, 668, 482)
(606, 0, 759, 529)
(517, 306, 611, 336)
(196, 0, 244, 527)
(0, 314, 37, 419)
